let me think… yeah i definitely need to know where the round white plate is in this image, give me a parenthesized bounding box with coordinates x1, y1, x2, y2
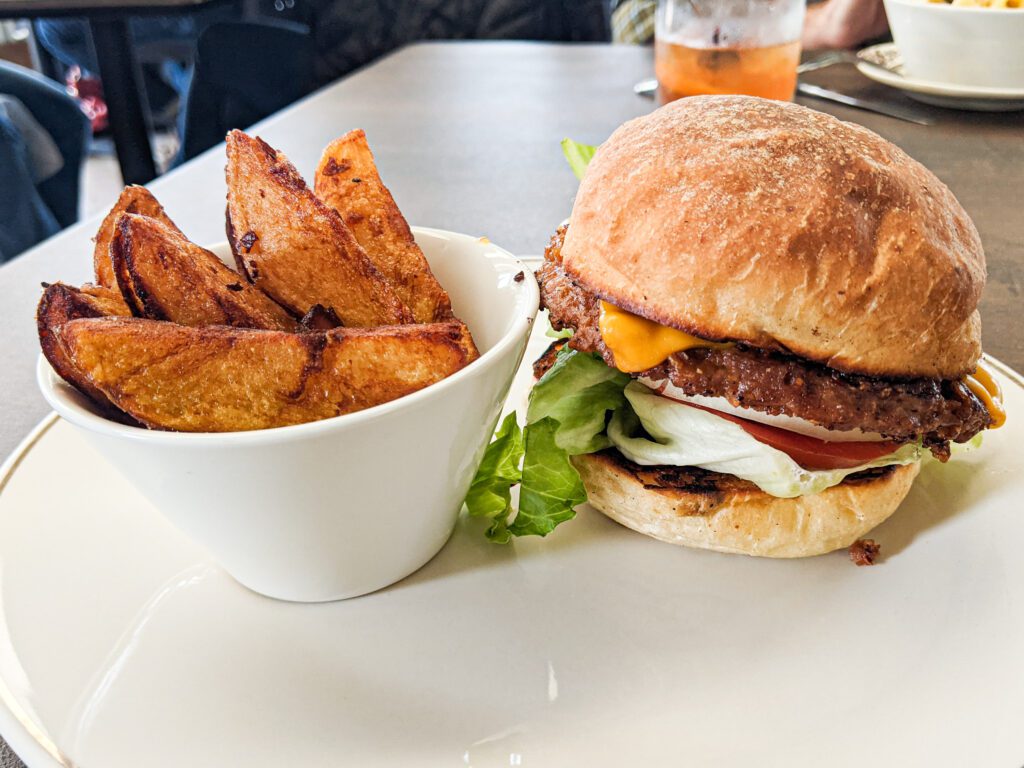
(857, 43, 1024, 111)
(2, 317, 1023, 767)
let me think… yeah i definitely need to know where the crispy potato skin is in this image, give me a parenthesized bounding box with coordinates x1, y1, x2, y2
(93, 186, 181, 290)
(225, 131, 413, 327)
(112, 213, 299, 331)
(43, 132, 482, 432)
(36, 282, 131, 412)
(315, 130, 453, 324)
(60, 317, 480, 432)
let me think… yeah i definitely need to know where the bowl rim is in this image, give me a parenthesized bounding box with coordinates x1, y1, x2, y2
(38, 226, 539, 446)
(884, 0, 1024, 14)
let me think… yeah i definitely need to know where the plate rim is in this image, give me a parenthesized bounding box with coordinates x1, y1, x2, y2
(1, 357, 1022, 767)
(857, 43, 1024, 100)
(0, 413, 70, 768)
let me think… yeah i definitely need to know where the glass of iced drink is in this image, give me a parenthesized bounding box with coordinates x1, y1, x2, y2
(655, 0, 806, 103)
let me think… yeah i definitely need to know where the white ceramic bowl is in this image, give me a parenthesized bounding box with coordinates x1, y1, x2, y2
(883, 0, 1024, 88)
(38, 228, 538, 602)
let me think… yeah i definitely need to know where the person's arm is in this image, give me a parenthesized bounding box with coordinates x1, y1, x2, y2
(802, 0, 890, 50)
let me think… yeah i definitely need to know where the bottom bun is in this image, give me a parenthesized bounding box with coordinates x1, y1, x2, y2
(571, 451, 921, 558)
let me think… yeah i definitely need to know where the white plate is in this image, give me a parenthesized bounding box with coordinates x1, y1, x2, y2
(857, 43, 1024, 111)
(1, 317, 1023, 767)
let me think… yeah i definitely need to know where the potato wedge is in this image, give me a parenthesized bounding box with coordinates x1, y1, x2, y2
(60, 317, 480, 432)
(315, 130, 453, 323)
(36, 282, 131, 412)
(225, 130, 412, 327)
(93, 186, 181, 290)
(111, 213, 299, 331)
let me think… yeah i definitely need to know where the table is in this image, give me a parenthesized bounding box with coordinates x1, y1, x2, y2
(0, 41, 1021, 766)
(0, 0, 222, 184)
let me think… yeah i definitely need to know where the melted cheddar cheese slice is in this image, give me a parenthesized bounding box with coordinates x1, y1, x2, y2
(966, 361, 1006, 429)
(598, 301, 724, 373)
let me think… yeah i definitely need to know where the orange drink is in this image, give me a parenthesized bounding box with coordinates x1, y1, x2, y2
(655, 0, 806, 103)
(655, 39, 801, 101)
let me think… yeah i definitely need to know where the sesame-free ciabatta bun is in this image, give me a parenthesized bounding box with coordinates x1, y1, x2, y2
(561, 95, 985, 379)
(572, 452, 921, 557)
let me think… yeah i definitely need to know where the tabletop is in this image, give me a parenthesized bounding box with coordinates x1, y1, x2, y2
(0, 40, 1021, 767)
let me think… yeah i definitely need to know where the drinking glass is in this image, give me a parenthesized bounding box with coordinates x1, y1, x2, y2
(655, 0, 807, 103)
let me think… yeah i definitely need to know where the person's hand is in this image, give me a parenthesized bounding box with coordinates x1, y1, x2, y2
(802, 0, 890, 50)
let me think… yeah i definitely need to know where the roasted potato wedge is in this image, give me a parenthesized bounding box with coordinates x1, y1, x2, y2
(37, 282, 131, 412)
(315, 130, 453, 323)
(60, 317, 480, 432)
(111, 213, 299, 331)
(93, 186, 181, 290)
(225, 130, 412, 327)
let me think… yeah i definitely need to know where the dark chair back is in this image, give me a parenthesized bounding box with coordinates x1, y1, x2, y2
(0, 61, 89, 229)
(309, 0, 611, 84)
(181, 21, 315, 161)
(180, 1, 609, 161)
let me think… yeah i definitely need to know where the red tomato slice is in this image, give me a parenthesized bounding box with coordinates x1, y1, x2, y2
(661, 396, 903, 471)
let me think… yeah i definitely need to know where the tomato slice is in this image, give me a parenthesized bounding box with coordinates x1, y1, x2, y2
(661, 396, 903, 471)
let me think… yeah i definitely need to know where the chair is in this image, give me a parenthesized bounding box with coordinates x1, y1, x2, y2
(0, 61, 89, 261)
(308, 0, 610, 83)
(180, 21, 314, 162)
(179, 0, 609, 162)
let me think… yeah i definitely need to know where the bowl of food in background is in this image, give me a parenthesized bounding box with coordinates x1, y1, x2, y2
(36, 129, 539, 603)
(883, 0, 1024, 89)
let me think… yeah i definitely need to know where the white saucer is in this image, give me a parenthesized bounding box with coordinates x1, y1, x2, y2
(857, 43, 1024, 111)
(1, 319, 1024, 767)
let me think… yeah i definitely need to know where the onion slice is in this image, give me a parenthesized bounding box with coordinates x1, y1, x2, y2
(638, 376, 890, 443)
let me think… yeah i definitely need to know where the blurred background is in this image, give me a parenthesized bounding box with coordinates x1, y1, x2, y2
(0, 0, 889, 263)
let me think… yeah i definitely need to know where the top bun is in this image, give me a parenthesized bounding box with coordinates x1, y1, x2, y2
(561, 95, 985, 379)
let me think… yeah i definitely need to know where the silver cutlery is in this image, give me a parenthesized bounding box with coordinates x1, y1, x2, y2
(796, 82, 935, 125)
(633, 56, 865, 97)
(632, 55, 933, 126)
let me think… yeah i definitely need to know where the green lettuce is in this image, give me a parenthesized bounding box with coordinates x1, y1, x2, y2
(465, 357, 958, 540)
(561, 138, 598, 180)
(465, 347, 629, 541)
(464, 135, 943, 541)
(464, 412, 524, 543)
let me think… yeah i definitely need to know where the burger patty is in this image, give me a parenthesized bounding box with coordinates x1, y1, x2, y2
(538, 230, 990, 458)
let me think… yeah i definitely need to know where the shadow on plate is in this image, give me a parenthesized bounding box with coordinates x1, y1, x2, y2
(871, 457, 1011, 561)
(383, 504, 621, 595)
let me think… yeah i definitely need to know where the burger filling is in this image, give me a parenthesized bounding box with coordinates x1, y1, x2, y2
(465, 229, 1000, 541)
(538, 226, 992, 460)
(464, 142, 1002, 543)
(607, 380, 923, 498)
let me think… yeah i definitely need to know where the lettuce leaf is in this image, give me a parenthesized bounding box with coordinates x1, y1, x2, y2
(528, 347, 628, 426)
(561, 138, 598, 181)
(464, 412, 524, 542)
(510, 417, 586, 537)
(465, 347, 629, 541)
(465, 351, 934, 542)
(608, 382, 923, 498)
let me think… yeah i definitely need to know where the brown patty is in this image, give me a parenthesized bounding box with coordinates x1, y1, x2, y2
(538, 228, 990, 458)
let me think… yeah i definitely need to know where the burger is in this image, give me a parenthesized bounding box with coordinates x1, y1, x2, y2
(466, 95, 1004, 558)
